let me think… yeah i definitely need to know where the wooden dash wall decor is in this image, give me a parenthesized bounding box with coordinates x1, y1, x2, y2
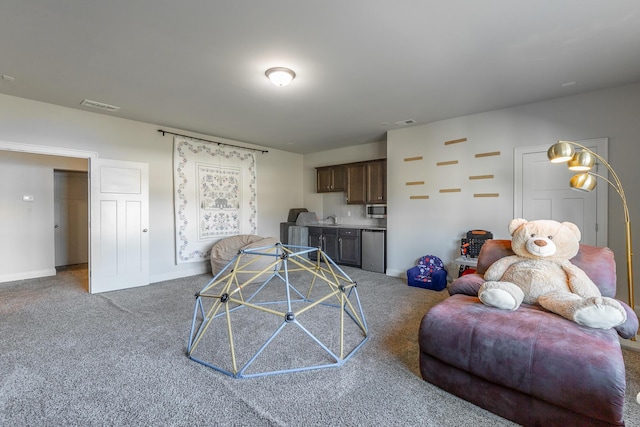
(410, 195, 430, 199)
(436, 160, 458, 166)
(475, 151, 501, 158)
(469, 174, 494, 180)
(405, 181, 425, 186)
(404, 156, 423, 162)
(474, 193, 499, 198)
(439, 188, 461, 193)
(444, 138, 467, 145)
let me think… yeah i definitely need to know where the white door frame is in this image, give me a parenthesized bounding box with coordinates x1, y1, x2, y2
(0, 141, 99, 160)
(54, 170, 89, 266)
(0, 140, 97, 285)
(514, 138, 608, 246)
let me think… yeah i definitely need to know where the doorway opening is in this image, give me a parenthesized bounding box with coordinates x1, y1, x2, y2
(0, 141, 95, 289)
(54, 170, 89, 268)
(54, 169, 89, 291)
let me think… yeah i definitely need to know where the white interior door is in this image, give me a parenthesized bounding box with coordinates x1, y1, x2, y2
(54, 170, 88, 266)
(514, 138, 608, 246)
(90, 158, 149, 294)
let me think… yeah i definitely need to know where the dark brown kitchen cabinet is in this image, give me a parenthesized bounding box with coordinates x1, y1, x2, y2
(308, 226, 360, 267)
(346, 163, 366, 204)
(317, 159, 386, 204)
(366, 159, 387, 204)
(308, 226, 338, 262)
(316, 165, 345, 193)
(338, 228, 361, 267)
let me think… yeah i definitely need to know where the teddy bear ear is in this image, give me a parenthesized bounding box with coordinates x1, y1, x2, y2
(508, 218, 528, 235)
(561, 221, 581, 241)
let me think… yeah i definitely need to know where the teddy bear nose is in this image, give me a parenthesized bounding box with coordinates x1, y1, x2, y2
(534, 239, 548, 247)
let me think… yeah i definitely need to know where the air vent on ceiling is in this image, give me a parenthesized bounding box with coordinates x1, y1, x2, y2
(395, 119, 416, 126)
(80, 99, 120, 112)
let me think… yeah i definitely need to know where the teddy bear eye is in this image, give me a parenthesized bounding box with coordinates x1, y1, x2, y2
(548, 235, 553, 239)
(530, 234, 536, 238)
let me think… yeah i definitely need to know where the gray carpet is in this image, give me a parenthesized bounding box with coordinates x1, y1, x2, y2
(1, 264, 639, 426)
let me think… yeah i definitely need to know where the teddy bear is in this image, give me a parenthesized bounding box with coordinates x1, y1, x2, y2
(478, 218, 627, 329)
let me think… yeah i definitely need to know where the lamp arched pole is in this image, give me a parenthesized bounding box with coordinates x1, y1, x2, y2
(555, 141, 634, 315)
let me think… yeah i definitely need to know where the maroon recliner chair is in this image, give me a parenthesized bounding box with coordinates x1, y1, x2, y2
(419, 240, 638, 426)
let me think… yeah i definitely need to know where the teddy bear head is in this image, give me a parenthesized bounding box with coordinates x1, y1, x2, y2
(508, 218, 581, 260)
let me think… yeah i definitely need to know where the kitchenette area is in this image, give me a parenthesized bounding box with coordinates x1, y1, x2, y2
(280, 158, 387, 273)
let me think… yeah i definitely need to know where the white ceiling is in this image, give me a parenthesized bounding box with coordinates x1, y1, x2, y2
(2, 1, 640, 154)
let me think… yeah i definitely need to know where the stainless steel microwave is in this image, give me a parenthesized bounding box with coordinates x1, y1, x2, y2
(366, 204, 387, 218)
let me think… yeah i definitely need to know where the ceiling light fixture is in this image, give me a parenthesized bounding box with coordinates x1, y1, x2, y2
(265, 67, 296, 87)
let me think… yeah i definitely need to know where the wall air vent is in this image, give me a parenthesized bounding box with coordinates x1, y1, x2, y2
(80, 99, 120, 112)
(395, 119, 416, 126)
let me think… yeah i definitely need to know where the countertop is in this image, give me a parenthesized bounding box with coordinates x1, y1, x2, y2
(306, 223, 386, 231)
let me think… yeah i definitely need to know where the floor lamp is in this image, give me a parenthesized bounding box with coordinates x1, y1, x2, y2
(547, 140, 635, 342)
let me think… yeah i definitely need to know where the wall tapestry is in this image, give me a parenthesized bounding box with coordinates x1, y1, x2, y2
(173, 136, 257, 264)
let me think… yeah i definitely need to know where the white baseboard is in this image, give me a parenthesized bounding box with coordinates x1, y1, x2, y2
(620, 336, 640, 352)
(385, 268, 406, 278)
(0, 268, 57, 284)
(149, 264, 211, 285)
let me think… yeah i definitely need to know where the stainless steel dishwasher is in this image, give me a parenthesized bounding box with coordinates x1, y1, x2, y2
(361, 229, 385, 273)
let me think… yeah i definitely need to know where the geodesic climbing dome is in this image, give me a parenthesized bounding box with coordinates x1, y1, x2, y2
(187, 242, 368, 378)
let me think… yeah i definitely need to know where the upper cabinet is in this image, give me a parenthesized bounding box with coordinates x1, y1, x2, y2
(317, 159, 386, 204)
(346, 163, 366, 205)
(316, 165, 345, 193)
(366, 159, 387, 204)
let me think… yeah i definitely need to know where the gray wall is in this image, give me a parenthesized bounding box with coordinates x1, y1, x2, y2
(0, 152, 87, 281)
(2, 81, 639, 310)
(384, 82, 640, 308)
(0, 93, 303, 283)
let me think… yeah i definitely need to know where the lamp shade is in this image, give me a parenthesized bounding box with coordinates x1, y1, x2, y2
(265, 67, 296, 87)
(568, 150, 596, 171)
(547, 141, 575, 163)
(569, 173, 597, 191)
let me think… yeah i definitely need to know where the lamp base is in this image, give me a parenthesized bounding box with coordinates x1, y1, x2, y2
(620, 335, 640, 352)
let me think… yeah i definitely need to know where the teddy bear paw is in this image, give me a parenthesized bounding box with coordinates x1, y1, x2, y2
(573, 297, 626, 329)
(479, 287, 519, 310)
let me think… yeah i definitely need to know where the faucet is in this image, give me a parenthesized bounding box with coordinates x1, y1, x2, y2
(326, 214, 338, 225)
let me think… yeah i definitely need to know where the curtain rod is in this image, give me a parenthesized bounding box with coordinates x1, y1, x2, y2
(157, 129, 268, 154)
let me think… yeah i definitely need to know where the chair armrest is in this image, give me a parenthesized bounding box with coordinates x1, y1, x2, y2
(432, 269, 448, 290)
(448, 273, 484, 297)
(614, 299, 639, 339)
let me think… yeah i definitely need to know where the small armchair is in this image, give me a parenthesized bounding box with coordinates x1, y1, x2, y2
(407, 255, 447, 291)
(419, 239, 638, 426)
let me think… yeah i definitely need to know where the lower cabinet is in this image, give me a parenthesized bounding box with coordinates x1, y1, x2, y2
(308, 227, 360, 267)
(338, 228, 361, 267)
(308, 227, 337, 262)
(308, 227, 322, 261)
